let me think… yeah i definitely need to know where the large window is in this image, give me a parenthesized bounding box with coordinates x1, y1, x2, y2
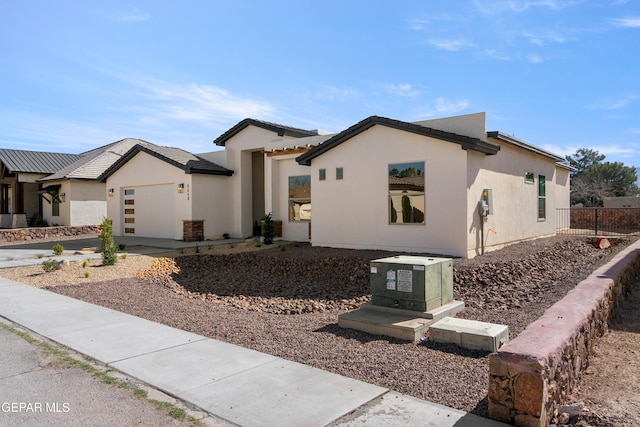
(538, 175, 546, 220)
(288, 175, 311, 221)
(389, 162, 425, 224)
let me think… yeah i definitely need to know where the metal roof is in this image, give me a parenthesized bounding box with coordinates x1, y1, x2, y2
(0, 149, 81, 174)
(214, 118, 318, 146)
(297, 116, 501, 166)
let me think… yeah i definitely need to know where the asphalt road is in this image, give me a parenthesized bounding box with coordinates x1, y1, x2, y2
(0, 321, 208, 427)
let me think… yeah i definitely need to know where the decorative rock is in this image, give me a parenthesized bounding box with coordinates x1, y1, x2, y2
(56, 259, 70, 270)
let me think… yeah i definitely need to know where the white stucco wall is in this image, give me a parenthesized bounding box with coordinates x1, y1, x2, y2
(191, 173, 234, 239)
(307, 125, 469, 256)
(222, 126, 300, 238)
(269, 155, 312, 242)
(41, 180, 70, 226)
(69, 181, 106, 226)
(466, 141, 560, 257)
(105, 152, 192, 239)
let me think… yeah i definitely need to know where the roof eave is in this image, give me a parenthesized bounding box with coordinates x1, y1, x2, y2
(487, 131, 564, 162)
(214, 118, 317, 146)
(297, 116, 500, 166)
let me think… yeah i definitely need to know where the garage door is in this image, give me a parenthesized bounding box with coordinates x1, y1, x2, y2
(122, 185, 175, 238)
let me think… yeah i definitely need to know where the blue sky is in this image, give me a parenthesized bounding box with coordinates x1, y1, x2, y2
(1, 1, 639, 169)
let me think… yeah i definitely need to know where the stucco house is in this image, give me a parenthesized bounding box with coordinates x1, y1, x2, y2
(98, 143, 233, 241)
(210, 112, 570, 258)
(2, 111, 569, 258)
(0, 149, 81, 227)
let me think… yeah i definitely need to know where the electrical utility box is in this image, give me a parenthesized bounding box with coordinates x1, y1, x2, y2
(369, 256, 454, 312)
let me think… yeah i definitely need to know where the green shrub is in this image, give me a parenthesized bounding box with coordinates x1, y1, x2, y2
(261, 212, 275, 245)
(42, 259, 57, 273)
(52, 244, 64, 256)
(36, 253, 44, 259)
(99, 218, 118, 266)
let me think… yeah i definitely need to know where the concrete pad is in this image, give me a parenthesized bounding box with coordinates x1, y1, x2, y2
(338, 308, 433, 341)
(359, 300, 465, 320)
(429, 317, 509, 352)
(178, 358, 387, 427)
(330, 391, 509, 427)
(51, 318, 207, 364)
(111, 338, 279, 394)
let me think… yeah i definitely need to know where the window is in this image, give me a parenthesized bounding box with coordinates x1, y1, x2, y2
(288, 175, 311, 221)
(319, 169, 326, 181)
(538, 175, 546, 220)
(525, 172, 534, 184)
(336, 167, 343, 180)
(389, 162, 425, 224)
(52, 190, 60, 217)
(124, 189, 135, 195)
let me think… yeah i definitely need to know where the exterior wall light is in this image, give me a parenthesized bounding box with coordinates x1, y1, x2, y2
(178, 183, 185, 193)
(108, 188, 115, 197)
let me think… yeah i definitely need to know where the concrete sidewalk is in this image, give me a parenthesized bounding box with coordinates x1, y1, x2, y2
(0, 237, 508, 426)
(0, 236, 247, 265)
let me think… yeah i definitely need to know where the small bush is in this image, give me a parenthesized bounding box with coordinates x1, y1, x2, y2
(99, 218, 118, 266)
(120, 253, 127, 260)
(52, 244, 64, 256)
(117, 243, 126, 251)
(36, 253, 44, 259)
(84, 271, 90, 278)
(223, 233, 230, 239)
(42, 260, 57, 273)
(82, 259, 89, 268)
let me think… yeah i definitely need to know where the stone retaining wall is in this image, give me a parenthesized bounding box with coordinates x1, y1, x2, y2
(0, 225, 101, 245)
(488, 239, 640, 426)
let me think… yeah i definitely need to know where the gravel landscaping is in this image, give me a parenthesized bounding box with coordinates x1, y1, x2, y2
(16, 234, 632, 422)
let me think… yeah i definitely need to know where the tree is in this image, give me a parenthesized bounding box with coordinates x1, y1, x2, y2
(99, 217, 118, 265)
(568, 148, 639, 206)
(566, 148, 605, 175)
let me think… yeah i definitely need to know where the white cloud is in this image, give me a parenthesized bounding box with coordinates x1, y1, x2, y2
(413, 97, 470, 118)
(118, 13, 150, 22)
(609, 17, 640, 28)
(474, 0, 565, 14)
(585, 95, 637, 110)
(407, 18, 430, 31)
(425, 38, 475, 51)
(386, 83, 419, 98)
(312, 85, 359, 101)
(527, 53, 545, 63)
(523, 30, 567, 46)
(484, 49, 512, 60)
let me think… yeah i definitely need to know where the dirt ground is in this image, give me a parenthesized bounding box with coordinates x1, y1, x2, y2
(2, 236, 639, 425)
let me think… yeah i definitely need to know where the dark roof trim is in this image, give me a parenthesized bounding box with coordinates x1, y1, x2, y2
(98, 145, 233, 182)
(296, 116, 500, 166)
(214, 118, 318, 146)
(487, 131, 565, 162)
(36, 184, 61, 194)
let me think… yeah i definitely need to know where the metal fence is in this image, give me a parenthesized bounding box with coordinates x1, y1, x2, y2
(556, 207, 640, 236)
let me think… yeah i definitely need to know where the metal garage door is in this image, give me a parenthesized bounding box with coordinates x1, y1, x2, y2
(122, 185, 175, 238)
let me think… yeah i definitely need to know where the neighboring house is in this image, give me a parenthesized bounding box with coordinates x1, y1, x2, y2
(213, 112, 570, 258)
(37, 138, 156, 227)
(603, 196, 640, 208)
(99, 143, 233, 241)
(0, 149, 81, 227)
